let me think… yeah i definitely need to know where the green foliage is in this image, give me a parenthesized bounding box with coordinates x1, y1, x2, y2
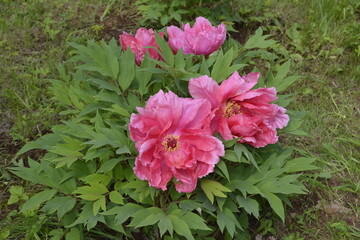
(7, 186, 28, 205)
(2, 0, 359, 239)
(10, 24, 314, 239)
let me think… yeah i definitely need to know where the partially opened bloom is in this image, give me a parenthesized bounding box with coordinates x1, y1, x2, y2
(119, 28, 163, 65)
(129, 90, 224, 192)
(189, 72, 289, 148)
(167, 17, 226, 56)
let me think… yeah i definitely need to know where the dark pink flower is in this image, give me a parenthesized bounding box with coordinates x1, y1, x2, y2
(189, 72, 289, 148)
(119, 28, 164, 65)
(129, 90, 224, 192)
(167, 17, 226, 56)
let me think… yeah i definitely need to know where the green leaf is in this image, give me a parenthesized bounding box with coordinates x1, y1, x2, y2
(104, 104, 130, 117)
(97, 158, 122, 173)
(236, 196, 259, 218)
(263, 192, 285, 222)
(216, 161, 230, 181)
(168, 214, 194, 240)
(179, 200, 202, 212)
(174, 49, 185, 69)
(109, 191, 124, 205)
(118, 48, 135, 91)
(211, 49, 238, 82)
(199, 56, 210, 76)
(284, 157, 318, 173)
(137, 52, 156, 95)
(21, 189, 57, 212)
(65, 228, 81, 240)
(0, 229, 10, 240)
(201, 180, 231, 204)
(81, 174, 112, 186)
(243, 27, 276, 49)
(234, 144, 259, 170)
(136, 213, 163, 228)
(217, 208, 242, 237)
(182, 212, 211, 231)
(52, 156, 78, 168)
(223, 150, 242, 162)
(155, 33, 174, 66)
(227, 180, 261, 197)
(73, 183, 108, 201)
(274, 60, 291, 84)
(42, 196, 76, 219)
(93, 195, 106, 215)
(16, 133, 61, 156)
(275, 75, 302, 92)
(102, 203, 143, 225)
(7, 186, 28, 205)
(128, 207, 164, 227)
(158, 215, 173, 237)
(103, 40, 120, 79)
(267, 60, 301, 91)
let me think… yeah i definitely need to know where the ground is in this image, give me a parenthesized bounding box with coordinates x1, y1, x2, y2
(0, 0, 359, 239)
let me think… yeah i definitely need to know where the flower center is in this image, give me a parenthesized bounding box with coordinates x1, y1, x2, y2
(162, 135, 180, 152)
(224, 101, 241, 118)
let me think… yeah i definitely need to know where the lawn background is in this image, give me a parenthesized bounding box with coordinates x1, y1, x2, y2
(0, 0, 359, 239)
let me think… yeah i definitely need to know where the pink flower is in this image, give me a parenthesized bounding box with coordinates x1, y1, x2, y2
(119, 28, 164, 65)
(189, 72, 289, 148)
(129, 90, 224, 192)
(167, 17, 226, 56)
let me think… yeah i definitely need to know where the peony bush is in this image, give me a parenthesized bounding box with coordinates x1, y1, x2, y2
(11, 17, 316, 239)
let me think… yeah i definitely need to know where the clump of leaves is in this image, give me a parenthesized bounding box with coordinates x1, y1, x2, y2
(10, 28, 315, 239)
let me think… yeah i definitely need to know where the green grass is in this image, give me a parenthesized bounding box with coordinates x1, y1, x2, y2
(0, 0, 138, 238)
(1, 0, 359, 239)
(264, 0, 360, 238)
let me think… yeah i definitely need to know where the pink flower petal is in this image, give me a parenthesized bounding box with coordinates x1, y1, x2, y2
(119, 28, 163, 65)
(129, 90, 225, 192)
(219, 72, 259, 100)
(167, 17, 226, 55)
(189, 75, 220, 108)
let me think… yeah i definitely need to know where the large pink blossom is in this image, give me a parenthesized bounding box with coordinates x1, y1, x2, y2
(167, 17, 226, 56)
(189, 72, 289, 148)
(119, 28, 163, 65)
(129, 90, 224, 192)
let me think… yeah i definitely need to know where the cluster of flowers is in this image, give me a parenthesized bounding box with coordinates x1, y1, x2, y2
(121, 17, 289, 193)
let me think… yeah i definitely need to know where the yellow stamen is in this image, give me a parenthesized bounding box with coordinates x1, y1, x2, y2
(162, 135, 180, 152)
(224, 101, 241, 118)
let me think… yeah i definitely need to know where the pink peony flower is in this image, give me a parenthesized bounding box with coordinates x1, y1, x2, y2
(129, 90, 224, 192)
(189, 72, 289, 148)
(119, 28, 164, 65)
(167, 17, 226, 56)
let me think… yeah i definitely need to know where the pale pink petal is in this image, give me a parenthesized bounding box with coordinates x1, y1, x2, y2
(138, 138, 158, 166)
(219, 72, 259, 100)
(195, 162, 214, 178)
(267, 105, 289, 129)
(167, 26, 188, 53)
(189, 75, 221, 108)
(119, 28, 163, 65)
(134, 157, 173, 191)
(167, 17, 226, 56)
(172, 168, 197, 193)
(232, 87, 277, 103)
(181, 134, 224, 153)
(129, 90, 225, 192)
(218, 117, 233, 140)
(193, 17, 213, 30)
(164, 149, 192, 169)
(216, 23, 227, 48)
(176, 98, 212, 131)
(135, 28, 155, 46)
(228, 114, 260, 137)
